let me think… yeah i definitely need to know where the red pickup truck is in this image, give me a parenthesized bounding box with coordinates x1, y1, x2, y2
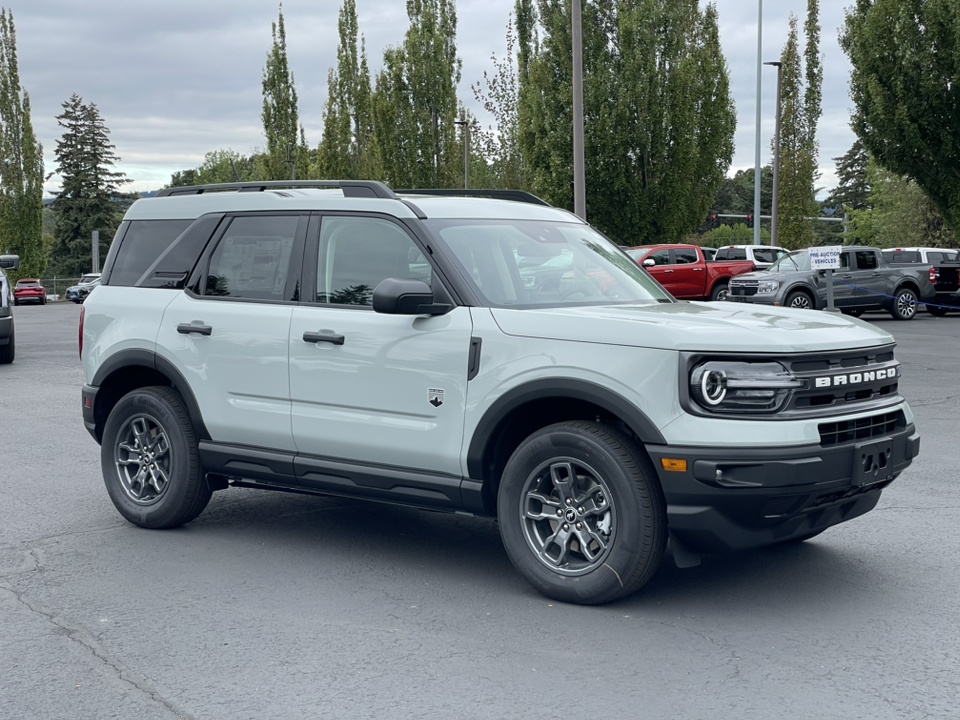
(625, 244, 756, 301)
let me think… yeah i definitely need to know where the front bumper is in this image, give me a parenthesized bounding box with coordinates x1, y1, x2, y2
(726, 295, 778, 306)
(646, 422, 920, 553)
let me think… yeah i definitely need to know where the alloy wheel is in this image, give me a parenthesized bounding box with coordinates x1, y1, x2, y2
(113, 414, 173, 505)
(519, 458, 617, 576)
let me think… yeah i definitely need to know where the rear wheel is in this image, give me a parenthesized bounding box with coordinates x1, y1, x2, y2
(785, 290, 813, 310)
(0, 323, 14, 364)
(890, 287, 918, 320)
(101, 386, 211, 529)
(497, 421, 667, 605)
(709, 281, 730, 302)
(926, 304, 949, 317)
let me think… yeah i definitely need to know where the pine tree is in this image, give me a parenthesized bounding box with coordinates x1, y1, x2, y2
(261, 5, 309, 181)
(775, 1, 822, 250)
(825, 139, 869, 212)
(49, 95, 133, 277)
(519, 0, 735, 244)
(317, 0, 379, 179)
(373, 0, 462, 187)
(0, 9, 44, 279)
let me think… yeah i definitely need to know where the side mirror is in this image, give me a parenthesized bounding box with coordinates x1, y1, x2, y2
(0, 255, 20, 271)
(642, 258, 656, 267)
(372, 278, 450, 315)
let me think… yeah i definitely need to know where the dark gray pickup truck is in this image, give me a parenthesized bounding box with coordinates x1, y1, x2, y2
(727, 246, 936, 320)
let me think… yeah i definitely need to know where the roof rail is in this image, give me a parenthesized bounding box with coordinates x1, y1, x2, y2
(156, 180, 399, 199)
(395, 188, 551, 206)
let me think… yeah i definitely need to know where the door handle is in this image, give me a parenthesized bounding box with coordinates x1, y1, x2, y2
(303, 330, 345, 346)
(693, 268, 703, 272)
(841, 274, 853, 279)
(663, 269, 674, 273)
(871, 272, 882, 276)
(177, 323, 212, 336)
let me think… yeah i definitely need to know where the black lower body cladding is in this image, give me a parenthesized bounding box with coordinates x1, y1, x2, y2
(646, 422, 919, 553)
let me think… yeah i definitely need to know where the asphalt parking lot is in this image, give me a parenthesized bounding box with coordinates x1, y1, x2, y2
(1, 301, 957, 719)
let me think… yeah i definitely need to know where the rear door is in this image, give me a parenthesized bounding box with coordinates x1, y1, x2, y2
(288, 213, 473, 479)
(669, 247, 704, 297)
(157, 213, 306, 452)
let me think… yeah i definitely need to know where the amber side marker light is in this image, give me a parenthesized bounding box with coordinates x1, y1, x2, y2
(660, 458, 688, 472)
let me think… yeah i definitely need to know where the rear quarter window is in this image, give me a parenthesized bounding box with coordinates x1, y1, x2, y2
(106, 220, 194, 287)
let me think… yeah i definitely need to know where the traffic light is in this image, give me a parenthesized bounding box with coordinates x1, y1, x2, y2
(746, 214, 754, 229)
(708, 212, 719, 229)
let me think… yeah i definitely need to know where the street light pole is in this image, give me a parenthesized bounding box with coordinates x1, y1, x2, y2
(764, 61, 783, 247)
(753, 0, 763, 245)
(572, 0, 586, 221)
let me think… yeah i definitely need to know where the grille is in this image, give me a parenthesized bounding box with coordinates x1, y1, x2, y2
(785, 347, 901, 414)
(729, 282, 758, 297)
(818, 410, 904, 447)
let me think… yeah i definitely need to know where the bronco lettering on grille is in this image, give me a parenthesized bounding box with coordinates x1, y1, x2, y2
(814, 366, 899, 388)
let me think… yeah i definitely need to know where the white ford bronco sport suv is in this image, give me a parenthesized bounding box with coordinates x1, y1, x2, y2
(80, 181, 920, 605)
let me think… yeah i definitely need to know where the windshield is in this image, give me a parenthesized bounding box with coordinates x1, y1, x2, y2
(424, 219, 673, 308)
(768, 250, 811, 273)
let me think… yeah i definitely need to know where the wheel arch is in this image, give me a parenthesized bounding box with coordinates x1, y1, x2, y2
(784, 284, 818, 309)
(90, 350, 210, 444)
(465, 379, 665, 515)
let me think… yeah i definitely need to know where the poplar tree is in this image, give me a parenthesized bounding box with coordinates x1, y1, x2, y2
(841, 0, 960, 236)
(775, 1, 822, 250)
(0, 9, 43, 279)
(519, 0, 735, 244)
(373, 0, 462, 187)
(49, 95, 133, 277)
(261, 5, 309, 181)
(317, 0, 379, 179)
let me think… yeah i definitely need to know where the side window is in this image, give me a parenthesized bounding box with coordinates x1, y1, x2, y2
(753, 248, 777, 264)
(840, 252, 852, 270)
(714, 249, 730, 260)
(674, 248, 699, 264)
(204, 215, 298, 300)
(646, 249, 671, 266)
(855, 251, 878, 270)
(108, 220, 193, 286)
(317, 216, 430, 306)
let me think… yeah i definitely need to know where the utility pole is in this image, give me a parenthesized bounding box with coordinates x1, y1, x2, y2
(572, 0, 586, 221)
(455, 118, 470, 189)
(92, 230, 100, 273)
(765, 61, 783, 247)
(753, 0, 763, 245)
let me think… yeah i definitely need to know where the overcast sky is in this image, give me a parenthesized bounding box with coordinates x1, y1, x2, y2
(15, 1, 856, 197)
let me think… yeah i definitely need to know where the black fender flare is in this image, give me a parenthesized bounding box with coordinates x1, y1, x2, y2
(783, 283, 819, 310)
(91, 349, 210, 441)
(465, 378, 666, 480)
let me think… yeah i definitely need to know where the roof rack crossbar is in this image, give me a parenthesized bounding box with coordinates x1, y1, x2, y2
(395, 188, 551, 206)
(156, 180, 399, 199)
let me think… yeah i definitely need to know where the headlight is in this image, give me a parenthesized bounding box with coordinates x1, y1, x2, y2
(757, 280, 779, 294)
(690, 361, 802, 413)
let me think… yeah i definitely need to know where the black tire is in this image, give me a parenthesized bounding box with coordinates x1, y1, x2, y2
(100, 386, 211, 529)
(40, 297, 46, 305)
(0, 322, 14, 364)
(926, 304, 949, 317)
(890, 287, 918, 320)
(497, 421, 667, 605)
(709, 281, 729, 302)
(785, 290, 814, 310)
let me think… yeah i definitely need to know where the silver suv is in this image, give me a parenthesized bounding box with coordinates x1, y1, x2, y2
(80, 182, 921, 605)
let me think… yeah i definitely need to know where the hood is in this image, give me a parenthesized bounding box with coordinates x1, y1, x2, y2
(730, 269, 784, 282)
(491, 301, 892, 353)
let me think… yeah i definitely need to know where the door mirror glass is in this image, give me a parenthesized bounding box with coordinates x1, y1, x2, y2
(642, 258, 656, 267)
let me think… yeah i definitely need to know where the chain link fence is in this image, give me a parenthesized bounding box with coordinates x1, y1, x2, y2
(36, 277, 84, 301)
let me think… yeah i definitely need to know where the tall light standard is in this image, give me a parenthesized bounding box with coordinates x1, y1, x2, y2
(764, 61, 783, 247)
(753, 0, 763, 245)
(572, 0, 586, 220)
(455, 118, 470, 189)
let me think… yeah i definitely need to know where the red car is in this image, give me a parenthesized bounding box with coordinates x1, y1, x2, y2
(13, 278, 46, 305)
(626, 244, 755, 301)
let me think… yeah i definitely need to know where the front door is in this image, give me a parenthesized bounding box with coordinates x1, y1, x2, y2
(288, 214, 473, 477)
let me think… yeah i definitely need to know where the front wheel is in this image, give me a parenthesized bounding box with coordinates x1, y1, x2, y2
(890, 288, 918, 320)
(497, 421, 667, 605)
(785, 290, 814, 310)
(709, 281, 729, 302)
(100, 386, 211, 529)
